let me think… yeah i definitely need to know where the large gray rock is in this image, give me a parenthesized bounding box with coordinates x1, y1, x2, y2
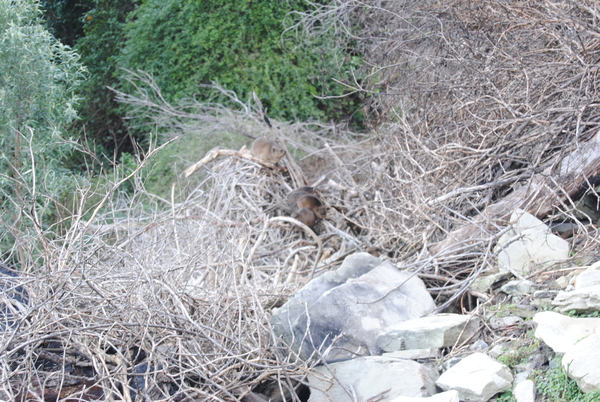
(496, 210, 569, 275)
(307, 356, 437, 402)
(551, 285, 600, 314)
(376, 314, 480, 352)
(562, 329, 600, 392)
(271, 253, 436, 361)
(532, 311, 600, 354)
(435, 353, 513, 402)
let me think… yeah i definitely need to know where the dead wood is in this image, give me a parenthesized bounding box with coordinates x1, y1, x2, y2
(432, 129, 600, 255)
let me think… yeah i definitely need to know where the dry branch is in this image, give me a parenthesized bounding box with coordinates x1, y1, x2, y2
(4, 1, 600, 399)
(432, 128, 600, 254)
(182, 147, 284, 178)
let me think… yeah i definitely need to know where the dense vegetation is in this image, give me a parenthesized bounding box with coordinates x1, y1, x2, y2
(0, 0, 85, 264)
(0, 0, 357, 261)
(117, 0, 354, 122)
(40, 0, 358, 160)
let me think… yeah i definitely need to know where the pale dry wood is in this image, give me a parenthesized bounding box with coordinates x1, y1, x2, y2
(431, 129, 600, 255)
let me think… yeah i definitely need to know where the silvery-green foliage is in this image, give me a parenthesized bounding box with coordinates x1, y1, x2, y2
(0, 0, 86, 263)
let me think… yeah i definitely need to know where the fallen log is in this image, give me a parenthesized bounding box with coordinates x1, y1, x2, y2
(431, 129, 600, 255)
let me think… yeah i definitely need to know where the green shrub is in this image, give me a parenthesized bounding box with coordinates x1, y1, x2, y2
(116, 0, 359, 125)
(0, 0, 86, 265)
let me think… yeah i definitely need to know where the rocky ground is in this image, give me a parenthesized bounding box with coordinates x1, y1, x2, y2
(260, 209, 600, 402)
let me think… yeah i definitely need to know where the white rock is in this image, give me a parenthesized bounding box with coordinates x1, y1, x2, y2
(496, 210, 569, 275)
(532, 311, 600, 354)
(552, 285, 600, 313)
(390, 390, 459, 402)
(513, 372, 530, 384)
(513, 380, 535, 402)
(308, 356, 437, 402)
(376, 314, 480, 352)
(435, 352, 513, 402)
(562, 329, 600, 392)
(574, 264, 600, 289)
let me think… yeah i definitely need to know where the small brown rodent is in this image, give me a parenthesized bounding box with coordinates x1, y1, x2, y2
(291, 207, 316, 227)
(287, 186, 316, 206)
(290, 194, 327, 219)
(250, 137, 286, 164)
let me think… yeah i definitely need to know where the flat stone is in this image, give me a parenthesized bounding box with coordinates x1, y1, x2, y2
(500, 280, 534, 296)
(435, 353, 513, 402)
(562, 329, 600, 392)
(496, 210, 570, 275)
(376, 314, 480, 352)
(552, 285, 600, 313)
(308, 356, 437, 402)
(532, 311, 600, 354)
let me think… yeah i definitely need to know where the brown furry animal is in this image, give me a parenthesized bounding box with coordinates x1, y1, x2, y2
(291, 207, 316, 227)
(286, 186, 316, 206)
(250, 137, 286, 164)
(290, 194, 327, 220)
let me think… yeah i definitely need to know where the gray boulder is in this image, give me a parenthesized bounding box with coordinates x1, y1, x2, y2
(307, 355, 437, 402)
(270, 252, 435, 361)
(435, 352, 513, 402)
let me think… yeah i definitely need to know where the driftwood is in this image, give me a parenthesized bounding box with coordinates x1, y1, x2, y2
(183, 147, 283, 177)
(431, 130, 600, 255)
(183, 143, 307, 188)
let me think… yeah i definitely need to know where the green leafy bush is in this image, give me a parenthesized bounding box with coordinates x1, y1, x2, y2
(116, 0, 358, 124)
(0, 0, 86, 265)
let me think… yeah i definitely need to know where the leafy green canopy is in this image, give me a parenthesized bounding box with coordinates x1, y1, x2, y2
(117, 0, 356, 122)
(0, 0, 85, 264)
